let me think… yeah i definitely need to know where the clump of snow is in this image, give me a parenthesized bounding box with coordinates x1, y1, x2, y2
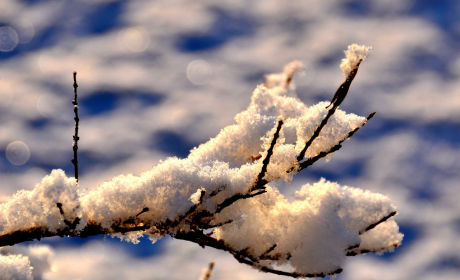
(356, 219, 403, 254)
(188, 70, 366, 169)
(190, 188, 205, 204)
(340, 44, 372, 77)
(215, 179, 398, 274)
(0, 254, 33, 280)
(0, 169, 80, 235)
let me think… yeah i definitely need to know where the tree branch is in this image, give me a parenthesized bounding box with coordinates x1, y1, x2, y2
(71, 71, 80, 183)
(0, 53, 397, 279)
(175, 229, 342, 278)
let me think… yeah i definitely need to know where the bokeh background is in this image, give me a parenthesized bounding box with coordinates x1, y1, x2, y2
(1, 0, 459, 279)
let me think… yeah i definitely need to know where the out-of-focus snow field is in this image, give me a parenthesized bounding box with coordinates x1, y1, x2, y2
(0, 0, 459, 279)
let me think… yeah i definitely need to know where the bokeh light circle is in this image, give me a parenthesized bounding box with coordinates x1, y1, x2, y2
(0, 26, 19, 52)
(11, 19, 35, 44)
(186, 59, 213, 85)
(117, 27, 150, 53)
(6, 141, 30, 165)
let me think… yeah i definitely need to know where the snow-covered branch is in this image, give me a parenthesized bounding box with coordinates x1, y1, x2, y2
(0, 44, 402, 278)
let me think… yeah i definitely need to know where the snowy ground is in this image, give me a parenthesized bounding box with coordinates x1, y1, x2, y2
(1, 0, 459, 279)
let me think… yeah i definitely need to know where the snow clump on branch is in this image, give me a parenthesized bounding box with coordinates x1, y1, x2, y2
(340, 44, 372, 77)
(0, 44, 402, 278)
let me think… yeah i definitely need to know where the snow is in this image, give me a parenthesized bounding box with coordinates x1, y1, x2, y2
(356, 219, 403, 254)
(0, 170, 80, 235)
(0, 50, 402, 277)
(215, 179, 400, 274)
(1, 245, 53, 280)
(0, 254, 33, 280)
(340, 44, 373, 77)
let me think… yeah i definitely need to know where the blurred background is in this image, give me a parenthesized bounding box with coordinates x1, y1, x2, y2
(1, 0, 459, 279)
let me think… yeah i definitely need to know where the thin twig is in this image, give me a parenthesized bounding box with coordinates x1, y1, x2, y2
(135, 207, 149, 217)
(233, 250, 342, 278)
(346, 241, 400, 257)
(71, 71, 80, 183)
(259, 244, 277, 260)
(360, 211, 397, 234)
(326, 59, 362, 110)
(296, 60, 363, 163)
(345, 210, 398, 256)
(56, 203, 81, 230)
(208, 119, 283, 216)
(214, 190, 267, 214)
(253, 119, 283, 190)
(298, 112, 376, 171)
(176, 230, 342, 278)
(296, 106, 337, 162)
(198, 219, 233, 230)
(201, 261, 215, 280)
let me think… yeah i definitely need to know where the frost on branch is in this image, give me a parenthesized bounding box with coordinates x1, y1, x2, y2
(0, 44, 402, 278)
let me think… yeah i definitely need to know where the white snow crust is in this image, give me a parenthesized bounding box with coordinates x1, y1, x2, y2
(0, 46, 402, 276)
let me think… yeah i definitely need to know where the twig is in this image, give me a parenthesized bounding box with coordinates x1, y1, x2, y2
(296, 60, 363, 163)
(346, 241, 400, 257)
(201, 261, 215, 280)
(298, 112, 376, 171)
(214, 190, 267, 214)
(360, 211, 397, 234)
(232, 249, 342, 278)
(253, 119, 283, 190)
(296, 107, 337, 163)
(71, 71, 80, 183)
(135, 207, 149, 217)
(326, 59, 362, 110)
(210, 119, 283, 215)
(345, 211, 398, 256)
(259, 244, 277, 260)
(56, 203, 81, 230)
(176, 230, 342, 278)
(209, 185, 226, 197)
